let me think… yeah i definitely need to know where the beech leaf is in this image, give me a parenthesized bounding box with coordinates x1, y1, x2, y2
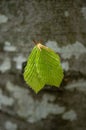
(23, 43, 64, 93)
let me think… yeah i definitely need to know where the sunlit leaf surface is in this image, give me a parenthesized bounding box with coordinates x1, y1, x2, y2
(23, 43, 64, 93)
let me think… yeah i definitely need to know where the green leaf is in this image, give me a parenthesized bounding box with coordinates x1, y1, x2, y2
(23, 43, 64, 93)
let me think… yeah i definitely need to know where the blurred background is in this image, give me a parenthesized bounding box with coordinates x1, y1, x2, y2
(0, 0, 86, 130)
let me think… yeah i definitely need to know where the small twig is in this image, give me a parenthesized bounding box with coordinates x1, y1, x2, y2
(33, 40, 37, 45)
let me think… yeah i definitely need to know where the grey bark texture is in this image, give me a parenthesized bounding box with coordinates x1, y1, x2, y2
(0, 0, 86, 130)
